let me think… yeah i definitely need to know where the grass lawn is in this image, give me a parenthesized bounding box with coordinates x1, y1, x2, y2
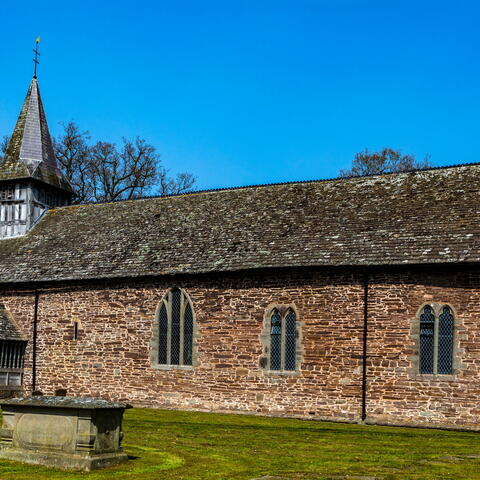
(0, 408, 479, 479)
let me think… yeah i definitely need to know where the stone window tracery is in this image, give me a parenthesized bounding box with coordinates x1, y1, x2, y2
(419, 304, 454, 375)
(260, 305, 301, 373)
(153, 288, 195, 367)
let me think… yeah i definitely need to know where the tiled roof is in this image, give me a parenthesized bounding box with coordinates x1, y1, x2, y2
(0, 306, 26, 341)
(0, 78, 72, 192)
(0, 163, 479, 285)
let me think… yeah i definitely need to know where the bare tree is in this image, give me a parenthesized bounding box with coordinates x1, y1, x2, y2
(54, 122, 93, 203)
(339, 148, 432, 178)
(53, 122, 196, 203)
(159, 171, 196, 196)
(0, 135, 9, 162)
(88, 138, 159, 202)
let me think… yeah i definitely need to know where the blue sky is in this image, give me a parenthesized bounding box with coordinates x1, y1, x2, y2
(0, 0, 479, 190)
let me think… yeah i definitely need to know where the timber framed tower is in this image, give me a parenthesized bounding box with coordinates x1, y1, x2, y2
(0, 76, 73, 238)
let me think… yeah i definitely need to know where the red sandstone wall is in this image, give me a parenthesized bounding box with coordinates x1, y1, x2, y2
(366, 271, 480, 429)
(0, 271, 364, 422)
(1, 267, 479, 430)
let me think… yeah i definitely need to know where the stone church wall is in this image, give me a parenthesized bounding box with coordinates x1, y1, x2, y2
(1, 266, 479, 430)
(366, 270, 480, 430)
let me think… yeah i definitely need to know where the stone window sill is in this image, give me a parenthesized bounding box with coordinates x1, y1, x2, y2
(152, 364, 195, 371)
(412, 373, 456, 382)
(262, 369, 300, 377)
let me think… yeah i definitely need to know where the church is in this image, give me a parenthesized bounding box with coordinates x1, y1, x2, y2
(1, 73, 479, 431)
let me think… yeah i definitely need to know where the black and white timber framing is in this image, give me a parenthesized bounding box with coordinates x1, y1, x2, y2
(0, 77, 72, 239)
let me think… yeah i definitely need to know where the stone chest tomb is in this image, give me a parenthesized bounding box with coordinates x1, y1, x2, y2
(0, 396, 131, 470)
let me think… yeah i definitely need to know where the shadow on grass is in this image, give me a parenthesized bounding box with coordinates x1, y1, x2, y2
(129, 419, 478, 441)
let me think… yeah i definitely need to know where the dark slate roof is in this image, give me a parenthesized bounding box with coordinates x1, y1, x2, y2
(0, 163, 479, 285)
(0, 78, 72, 192)
(0, 306, 26, 340)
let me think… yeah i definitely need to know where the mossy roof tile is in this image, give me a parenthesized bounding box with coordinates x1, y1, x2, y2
(0, 163, 479, 284)
(0, 306, 27, 340)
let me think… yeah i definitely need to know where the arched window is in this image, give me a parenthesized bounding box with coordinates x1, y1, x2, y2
(438, 306, 454, 374)
(419, 304, 454, 375)
(269, 307, 297, 371)
(157, 288, 195, 366)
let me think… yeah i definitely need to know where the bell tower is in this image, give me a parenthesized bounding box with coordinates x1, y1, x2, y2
(0, 42, 73, 238)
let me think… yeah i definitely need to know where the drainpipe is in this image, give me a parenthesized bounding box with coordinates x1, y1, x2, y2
(32, 290, 39, 393)
(361, 270, 369, 422)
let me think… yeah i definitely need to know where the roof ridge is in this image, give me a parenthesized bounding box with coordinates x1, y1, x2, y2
(49, 159, 480, 211)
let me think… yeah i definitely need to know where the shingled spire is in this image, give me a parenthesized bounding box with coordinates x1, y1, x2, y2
(0, 77, 72, 192)
(0, 77, 73, 239)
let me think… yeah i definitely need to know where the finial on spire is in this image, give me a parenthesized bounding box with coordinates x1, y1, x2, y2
(32, 37, 40, 78)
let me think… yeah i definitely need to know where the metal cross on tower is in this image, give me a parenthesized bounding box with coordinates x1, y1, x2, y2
(32, 37, 40, 78)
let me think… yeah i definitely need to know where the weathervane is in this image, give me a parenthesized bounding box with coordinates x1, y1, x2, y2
(32, 37, 40, 78)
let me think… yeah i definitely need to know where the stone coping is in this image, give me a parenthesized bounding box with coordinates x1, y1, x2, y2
(0, 396, 132, 409)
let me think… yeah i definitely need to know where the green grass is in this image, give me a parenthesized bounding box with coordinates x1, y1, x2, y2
(0, 408, 479, 479)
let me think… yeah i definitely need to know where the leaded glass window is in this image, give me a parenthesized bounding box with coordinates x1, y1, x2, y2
(157, 288, 195, 366)
(269, 308, 297, 371)
(419, 305, 435, 374)
(419, 304, 454, 375)
(270, 310, 282, 370)
(438, 306, 454, 375)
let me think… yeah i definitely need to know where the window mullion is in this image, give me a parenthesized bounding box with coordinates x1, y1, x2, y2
(167, 293, 172, 365)
(267, 315, 271, 370)
(280, 312, 286, 371)
(179, 293, 185, 365)
(433, 312, 439, 375)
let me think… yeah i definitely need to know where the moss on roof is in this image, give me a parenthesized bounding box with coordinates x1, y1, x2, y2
(0, 306, 27, 340)
(0, 163, 479, 285)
